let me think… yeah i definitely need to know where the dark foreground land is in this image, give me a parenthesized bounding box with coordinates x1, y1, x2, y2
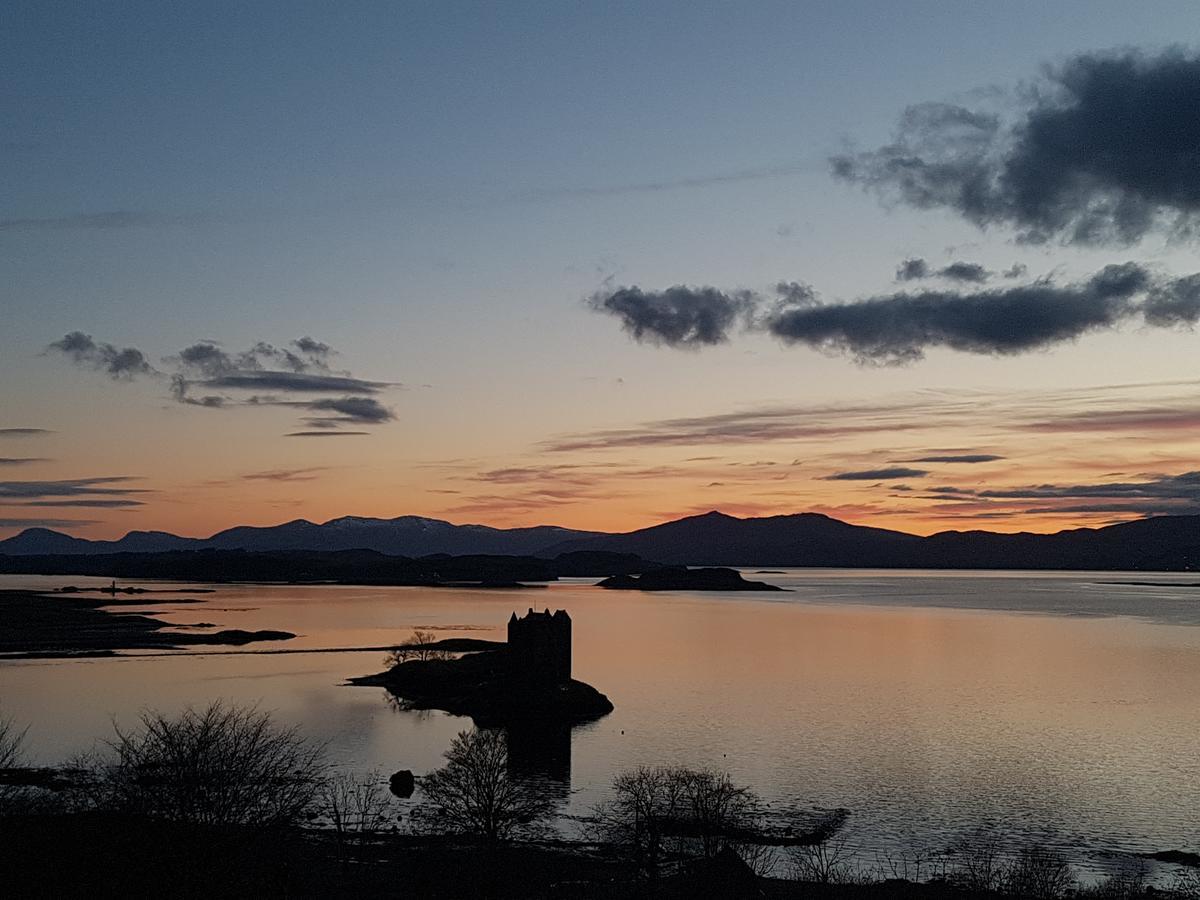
(0, 589, 294, 656)
(0, 812, 1044, 900)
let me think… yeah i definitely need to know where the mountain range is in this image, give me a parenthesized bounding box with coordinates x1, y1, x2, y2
(2, 511, 1198, 571)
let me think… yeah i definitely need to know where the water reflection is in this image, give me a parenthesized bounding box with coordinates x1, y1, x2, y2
(5, 571, 1200, 871)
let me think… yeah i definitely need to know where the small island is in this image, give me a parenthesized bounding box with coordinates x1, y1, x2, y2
(596, 566, 785, 591)
(351, 608, 613, 727)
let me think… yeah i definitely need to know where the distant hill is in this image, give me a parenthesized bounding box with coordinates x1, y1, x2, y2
(541, 511, 920, 566)
(2, 510, 1198, 571)
(0, 515, 600, 558)
(547, 510, 1200, 571)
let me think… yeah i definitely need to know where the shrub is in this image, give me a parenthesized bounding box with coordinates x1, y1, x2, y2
(0, 712, 30, 815)
(87, 701, 325, 829)
(318, 771, 393, 862)
(1003, 845, 1076, 899)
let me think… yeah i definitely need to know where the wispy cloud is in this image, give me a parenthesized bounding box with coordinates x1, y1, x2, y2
(284, 430, 369, 437)
(240, 467, 331, 482)
(19, 499, 144, 508)
(900, 454, 1004, 464)
(0, 428, 52, 438)
(0, 211, 219, 232)
(0, 476, 150, 500)
(0, 458, 49, 466)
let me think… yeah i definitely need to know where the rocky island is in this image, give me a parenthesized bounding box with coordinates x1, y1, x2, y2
(596, 566, 785, 591)
(351, 608, 613, 726)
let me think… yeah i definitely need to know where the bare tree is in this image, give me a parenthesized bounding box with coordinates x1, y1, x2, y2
(416, 728, 552, 841)
(319, 771, 393, 863)
(591, 766, 770, 880)
(88, 701, 326, 828)
(789, 810, 855, 884)
(385, 629, 451, 667)
(0, 712, 30, 814)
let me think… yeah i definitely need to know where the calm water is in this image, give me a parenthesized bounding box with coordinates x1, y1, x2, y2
(3, 570, 1200, 876)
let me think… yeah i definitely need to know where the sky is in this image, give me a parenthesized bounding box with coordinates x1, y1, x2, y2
(3, 0, 1200, 539)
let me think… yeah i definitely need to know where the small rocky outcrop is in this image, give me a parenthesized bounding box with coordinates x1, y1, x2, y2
(388, 770, 415, 799)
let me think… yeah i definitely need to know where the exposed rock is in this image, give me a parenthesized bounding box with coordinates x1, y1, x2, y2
(388, 770, 415, 799)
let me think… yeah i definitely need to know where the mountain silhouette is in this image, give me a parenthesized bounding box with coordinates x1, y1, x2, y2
(0, 515, 599, 558)
(2, 510, 1198, 570)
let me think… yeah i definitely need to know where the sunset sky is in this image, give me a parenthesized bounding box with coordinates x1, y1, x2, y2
(4, 1, 1200, 540)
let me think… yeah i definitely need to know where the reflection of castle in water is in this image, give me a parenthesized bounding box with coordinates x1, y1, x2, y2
(505, 719, 572, 789)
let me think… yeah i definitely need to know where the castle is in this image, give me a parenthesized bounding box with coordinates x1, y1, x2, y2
(507, 608, 572, 685)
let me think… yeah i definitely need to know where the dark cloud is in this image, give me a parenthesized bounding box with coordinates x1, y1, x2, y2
(49, 332, 393, 433)
(593, 260, 1200, 363)
(293, 336, 331, 357)
(939, 262, 990, 283)
(169, 375, 228, 408)
(975, 471, 1200, 503)
(201, 371, 387, 393)
(1142, 273, 1200, 326)
(1003, 263, 1028, 279)
(299, 396, 394, 424)
(0, 517, 99, 529)
(833, 50, 1200, 245)
(773, 281, 818, 307)
(0, 458, 48, 466)
(47, 332, 156, 379)
(897, 471, 1200, 517)
(896, 258, 930, 281)
(0, 428, 52, 437)
(897, 259, 991, 283)
(20, 499, 144, 508)
(588, 285, 756, 347)
(0, 477, 149, 500)
(903, 454, 1004, 464)
(823, 467, 930, 481)
(766, 263, 1152, 364)
(284, 431, 369, 437)
(172, 338, 335, 380)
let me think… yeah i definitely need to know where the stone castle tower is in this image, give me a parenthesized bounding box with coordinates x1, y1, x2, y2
(507, 608, 571, 685)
